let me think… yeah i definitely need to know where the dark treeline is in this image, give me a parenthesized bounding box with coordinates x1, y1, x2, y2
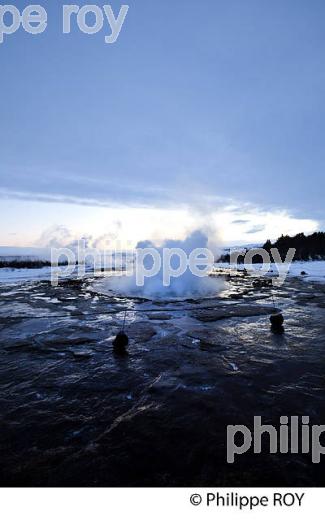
(263, 232, 325, 261)
(217, 232, 325, 263)
(0, 259, 68, 269)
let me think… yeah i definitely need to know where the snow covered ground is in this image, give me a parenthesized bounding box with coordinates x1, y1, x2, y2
(0, 266, 58, 283)
(0, 249, 130, 284)
(217, 260, 325, 284)
(286, 260, 325, 283)
(1, 254, 325, 286)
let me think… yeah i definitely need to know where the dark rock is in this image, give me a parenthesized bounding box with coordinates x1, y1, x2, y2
(126, 321, 156, 343)
(147, 313, 172, 321)
(270, 312, 285, 334)
(271, 324, 285, 335)
(72, 349, 93, 359)
(112, 331, 129, 354)
(252, 279, 272, 288)
(192, 304, 278, 322)
(229, 293, 244, 300)
(187, 329, 228, 350)
(270, 312, 284, 326)
(59, 278, 84, 289)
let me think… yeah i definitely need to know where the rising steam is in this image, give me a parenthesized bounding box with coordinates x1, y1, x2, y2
(98, 230, 223, 300)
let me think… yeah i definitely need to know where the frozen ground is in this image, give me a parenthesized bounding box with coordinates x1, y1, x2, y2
(0, 269, 325, 486)
(287, 260, 325, 282)
(0, 267, 54, 283)
(217, 260, 325, 283)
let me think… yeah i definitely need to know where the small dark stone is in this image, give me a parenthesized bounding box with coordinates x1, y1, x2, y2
(270, 312, 284, 332)
(301, 271, 307, 276)
(113, 331, 129, 354)
(253, 278, 272, 288)
(271, 324, 285, 334)
(147, 313, 172, 321)
(59, 278, 84, 288)
(72, 349, 93, 359)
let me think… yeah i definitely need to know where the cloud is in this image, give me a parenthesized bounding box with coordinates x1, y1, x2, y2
(231, 219, 250, 225)
(246, 225, 266, 234)
(0, 188, 128, 209)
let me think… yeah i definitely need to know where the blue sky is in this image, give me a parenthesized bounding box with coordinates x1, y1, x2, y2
(0, 0, 324, 247)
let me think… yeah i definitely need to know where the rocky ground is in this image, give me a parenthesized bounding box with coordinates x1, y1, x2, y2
(0, 271, 325, 486)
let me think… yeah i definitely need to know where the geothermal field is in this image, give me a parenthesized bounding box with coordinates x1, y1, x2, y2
(0, 264, 325, 487)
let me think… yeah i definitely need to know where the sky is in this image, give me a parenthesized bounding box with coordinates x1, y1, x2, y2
(0, 0, 324, 248)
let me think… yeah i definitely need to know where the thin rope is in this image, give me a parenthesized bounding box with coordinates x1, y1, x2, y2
(122, 308, 127, 331)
